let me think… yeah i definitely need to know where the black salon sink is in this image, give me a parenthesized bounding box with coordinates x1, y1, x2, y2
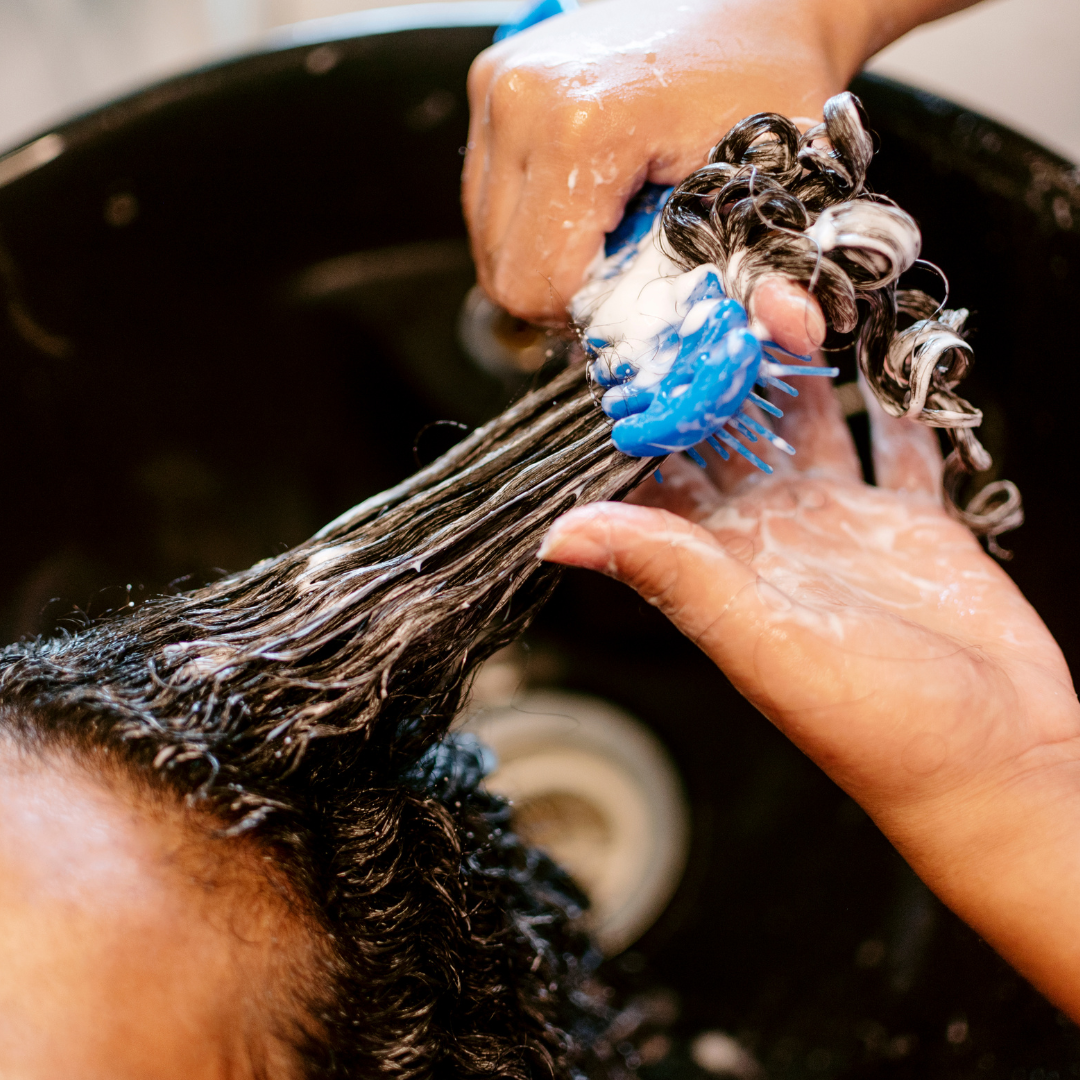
(0, 11, 1077, 1079)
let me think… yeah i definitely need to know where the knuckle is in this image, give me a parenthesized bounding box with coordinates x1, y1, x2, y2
(489, 266, 547, 321)
(618, 542, 684, 612)
(548, 96, 603, 142)
(639, 568, 683, 616)
(486, 66, 591, 129)
(487, 67, 537, 122)
(486, 254, 521, 304)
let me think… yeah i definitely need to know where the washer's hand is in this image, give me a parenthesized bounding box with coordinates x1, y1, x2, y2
(541, 374, 1080, 1023)
(466, 0, 956, 324)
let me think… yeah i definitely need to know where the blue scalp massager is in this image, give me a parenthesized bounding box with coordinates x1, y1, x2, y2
(570, 185, 838, 474)
(497, 0, 837, 476)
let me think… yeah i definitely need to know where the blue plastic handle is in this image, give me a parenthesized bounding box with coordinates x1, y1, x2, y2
(494, 0, 579, 41)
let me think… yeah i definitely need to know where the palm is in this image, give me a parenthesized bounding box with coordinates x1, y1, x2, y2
(698, 469, 1070, 793)
(544, 371, 1080, 1021)
(571, 376, 1075, 818)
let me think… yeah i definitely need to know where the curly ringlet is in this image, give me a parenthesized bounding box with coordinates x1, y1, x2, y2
(660, 91, 1022, 554)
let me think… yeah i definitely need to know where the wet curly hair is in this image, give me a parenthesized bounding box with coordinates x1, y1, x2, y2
(660, 91, 1023, 553)
(0, 363, 653, 1079)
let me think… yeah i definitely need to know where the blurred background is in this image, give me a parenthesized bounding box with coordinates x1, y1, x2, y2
(1, 0, 1078, 162)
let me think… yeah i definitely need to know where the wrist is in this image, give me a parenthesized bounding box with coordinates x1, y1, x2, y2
(806, 0, 881, 83)
(807, 0, 981, 80)
(868, 724, 1080, 1020)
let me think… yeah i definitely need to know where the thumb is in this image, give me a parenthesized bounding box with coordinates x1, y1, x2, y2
(538, 502, 875, 752)
(538, 502, 764, 655)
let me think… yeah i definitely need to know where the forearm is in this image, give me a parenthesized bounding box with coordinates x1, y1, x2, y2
(870, 720, 1080, 1021)
(864, 0, 987, 54)
(806, 0, 987, 80)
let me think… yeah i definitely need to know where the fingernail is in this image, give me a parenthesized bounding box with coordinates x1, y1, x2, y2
(537, 515, 568, 561)
(536, 534, 558, 561)
(751, 276, 826, 352)
(538, 514, 608, 569)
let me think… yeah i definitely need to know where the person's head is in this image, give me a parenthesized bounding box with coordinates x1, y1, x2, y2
(0, 365, 643, 1079)
(0, 687, 595, 1079)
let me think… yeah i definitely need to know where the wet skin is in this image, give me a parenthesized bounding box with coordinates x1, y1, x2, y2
(463, 0, 982, 325)
(541, 371, 1080, 1023)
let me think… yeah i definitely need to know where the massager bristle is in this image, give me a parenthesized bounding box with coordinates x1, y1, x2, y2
(711, 428, 773, 474)
(747, 390, 783, 418)
(763, 361, 840, 380)
(761, 340, 813, 362)
(757, 373, 798, 396)
(706, 435, 730, 461)
(738, 408, 796, 456)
